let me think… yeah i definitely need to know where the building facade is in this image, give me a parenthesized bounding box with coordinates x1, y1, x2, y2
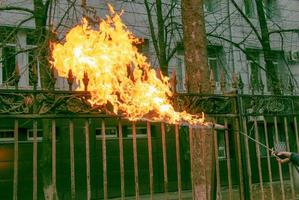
(0, 0, 298, 93)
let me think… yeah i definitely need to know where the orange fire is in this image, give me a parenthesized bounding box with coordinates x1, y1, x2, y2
(51, 5, 204, 125)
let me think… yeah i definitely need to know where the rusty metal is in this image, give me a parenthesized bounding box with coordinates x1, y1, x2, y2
(69, 120, 76, 200)
(224, 119, 233, 200)
(13, 120, 18, 200)
(146, 121, 154, 200)
(242, 119, 253, 200)
(132, 122, 140, 200)
(233, 116, 245, 200)
(85, 119, 91, 200)
(33, 120, 38, 200)
(253, 117, 265, 200)
(102, 120, 108, 200)
(188, 126, 194, 199)
(161, 122, 168, 198)
(274, 116, 285, 200)
(2, 90, 299, 200)
(284, 117, 296, 199)
(83, 71, 89, 91)
(263, 120, 274, 200)
(175, 124, 182, 200)
(118, 120, 125, 199)
(52, 120, 57, 200)
(213, 123, 221, 199)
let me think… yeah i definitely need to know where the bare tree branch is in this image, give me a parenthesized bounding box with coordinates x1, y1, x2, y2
(230, 0, 263, 44)
(144, 0, 160, 58)
(269, 29, 299, 35)
(163, 0, 177, 22)
(0, 6, 34, 14)
(166, 43, 180, 63)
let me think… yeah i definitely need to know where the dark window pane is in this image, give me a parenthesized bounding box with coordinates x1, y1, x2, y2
(2, 46, 16, 85)
(96, 127, 118, 138)
(28, 49, 38, 86)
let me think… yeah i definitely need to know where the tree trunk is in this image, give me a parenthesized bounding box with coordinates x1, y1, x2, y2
(255, 0, 281, 94)
(33, 0, 54, 89)
(42, 119, 58, 200)
(181, 1, 214, 200)
(181, 0, 210, 93)
(33, 1, 58, 199)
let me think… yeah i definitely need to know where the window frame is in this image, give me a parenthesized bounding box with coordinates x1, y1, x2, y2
(95, 126, 118, 139)
(127, 126, 147, 138)
(0, 129, 14, 142)
(27, 129, 43, 141)
(0, 44, 17, 86)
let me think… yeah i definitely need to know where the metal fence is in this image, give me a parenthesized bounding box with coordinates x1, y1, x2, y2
(0, 88, 299, 200)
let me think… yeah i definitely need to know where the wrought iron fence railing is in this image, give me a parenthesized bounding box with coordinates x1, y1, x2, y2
(1, 88, 299, 200)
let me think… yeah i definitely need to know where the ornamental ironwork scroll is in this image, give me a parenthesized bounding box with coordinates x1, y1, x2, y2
(174, 94, 234, 114)
(0, 91, 95, 114)
(241, 96, 293, 115)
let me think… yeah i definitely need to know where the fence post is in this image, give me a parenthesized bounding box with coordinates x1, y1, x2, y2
(234, 92, 250, 200)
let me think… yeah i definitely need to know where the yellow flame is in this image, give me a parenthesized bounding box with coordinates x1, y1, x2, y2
(51, 5, 204, 125)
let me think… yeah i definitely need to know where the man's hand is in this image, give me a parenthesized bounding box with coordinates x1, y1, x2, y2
(275, 151, 291, 164)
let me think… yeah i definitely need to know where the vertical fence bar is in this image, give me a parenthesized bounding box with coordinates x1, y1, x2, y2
(132, 122, 139, 200)
(294, 117, 299, 155)
(274, 116, 285, 200)
(146, 121, 154, 200)
(13, 120, 18, 200)
(188, 126, 194, 198)
(253, 117, 264, 200)
(33, 120, 38, 200)
(224, 119, 232, 200)
(175, 124, 182, 200)
(263, 120, 274, 200)
(118, 120, 125, 199)
(161, 122, 168, 198)
(242, 118, 252, 200)
(284, 117, 295, 199)
(234, 117, 245, 200)
(52, 120, 56, 199)
(102, 120, 108, 200)
(69, 120, 76, 200)
(85, 120, 91, 200)
(213, 123, 221, 199)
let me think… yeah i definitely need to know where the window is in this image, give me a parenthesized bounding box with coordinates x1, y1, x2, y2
(0, 130, 14, 142)
(207, 46, 226, 83)
(127, 126, 147, 138)
(96, 127, 118, 139)
(217, 133, 226, 159)
(27, 129, 43, 141)
(269, 51, 287, 90)
(246, 49, 262, 92)
(244, 0, 256, 17)
(1, 46, 16, 86)
(28, 49, 40, 86)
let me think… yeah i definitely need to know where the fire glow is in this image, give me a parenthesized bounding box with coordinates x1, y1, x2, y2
(51, 5, 204, 125)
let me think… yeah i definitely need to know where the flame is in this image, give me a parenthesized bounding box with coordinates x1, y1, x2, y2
(51, 5, 204, 125)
